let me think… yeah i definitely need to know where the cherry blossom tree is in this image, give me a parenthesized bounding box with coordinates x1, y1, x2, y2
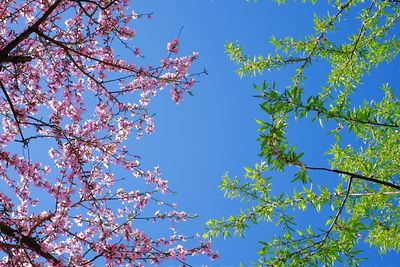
(0, 0, 217, 266)
(205, 0, 399, 265)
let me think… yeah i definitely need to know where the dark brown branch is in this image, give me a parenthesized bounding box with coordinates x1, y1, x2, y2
(305, 166, 400, 190)
(296, 0, 354, 72)
(34, 30, 139, 73)
(0, 80, 26, 144)
(73, 0, 119, 10)
(278, 95, 399, 129)
(34, 30, 179, 84)
(0, 56, 33, 63)
(278, 177, 353, 263)
(321, 177, 353, 243)
(0, 222, 61, 265)
(266, 125, 400, 191)
(0, 0, 63, 61)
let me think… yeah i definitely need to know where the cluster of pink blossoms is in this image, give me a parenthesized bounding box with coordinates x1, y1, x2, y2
(0, 0, 217, 266)
(167, 38, 180, 54)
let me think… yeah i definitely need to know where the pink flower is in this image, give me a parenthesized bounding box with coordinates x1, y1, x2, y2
(167, 38, 180, 53)
(170, 87, 184, 104)
(119, 26, 135, 40)
(0, 0, 213, 265)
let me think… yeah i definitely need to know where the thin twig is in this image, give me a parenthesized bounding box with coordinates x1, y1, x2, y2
(0, 80, 26, 144)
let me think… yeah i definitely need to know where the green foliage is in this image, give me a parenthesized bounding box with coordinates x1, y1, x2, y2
(207, 0, 400, 265)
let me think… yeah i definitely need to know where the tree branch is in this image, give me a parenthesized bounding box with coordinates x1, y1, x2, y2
(305, 166, 400, 190)
(275, 178, 353, 264)
(321, 177, 353, 243)
(0, 0, 63, 61)
(277, 93, 399, 129)
(0, 80, 26, 144)
(0, 222, 61, 265)
(0, 56, 33, 63)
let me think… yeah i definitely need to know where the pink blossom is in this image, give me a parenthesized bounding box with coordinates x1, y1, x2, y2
(0, 0, 215, 266)
(167, 38, 180, 53)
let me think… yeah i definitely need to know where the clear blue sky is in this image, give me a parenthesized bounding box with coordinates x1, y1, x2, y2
(124, 0, 399, 266)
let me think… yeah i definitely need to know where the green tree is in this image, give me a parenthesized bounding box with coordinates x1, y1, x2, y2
(205, 0, 400, 266)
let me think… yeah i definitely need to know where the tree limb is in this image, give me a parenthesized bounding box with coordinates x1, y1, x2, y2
(0, 222, 61, 265)
(305, 166, 400, 190)
(0, 0, 63, 61)
(0, 80, 26, 144)
(0, 56, 33, 63)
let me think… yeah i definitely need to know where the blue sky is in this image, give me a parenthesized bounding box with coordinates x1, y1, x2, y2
(123, 0, 399, 266)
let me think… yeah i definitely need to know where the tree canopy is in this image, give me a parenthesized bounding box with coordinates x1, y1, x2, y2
(205, 0, 400, 265)
(0, 1, 217, 266)
(1, 0, 399, 266)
